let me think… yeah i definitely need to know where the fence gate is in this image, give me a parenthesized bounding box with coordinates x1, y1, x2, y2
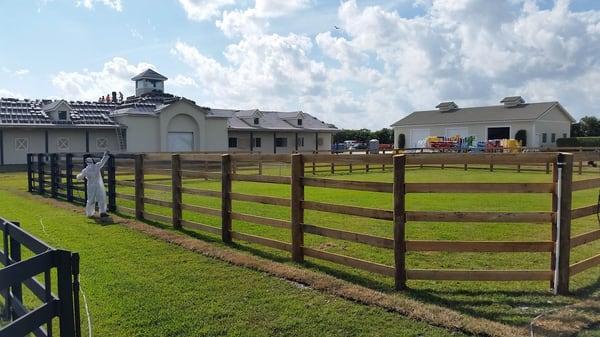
(0, 217, 81, 337)
(27, 153, 116, 212)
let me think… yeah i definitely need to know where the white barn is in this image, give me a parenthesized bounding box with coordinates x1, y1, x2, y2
(0, 69, 337, 166)
(391, 97, 575, 149)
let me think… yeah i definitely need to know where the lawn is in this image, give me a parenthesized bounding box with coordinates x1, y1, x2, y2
(107, 162, 600, 327)
(0, 173, 464, 337)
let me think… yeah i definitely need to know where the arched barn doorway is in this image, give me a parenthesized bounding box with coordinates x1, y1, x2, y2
(167, 114, 199, 152)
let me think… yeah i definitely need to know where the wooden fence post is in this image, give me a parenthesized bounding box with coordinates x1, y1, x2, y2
(349, 149, 353, 174)
(291, 153, 305, 263)
(37, 153, 45, 195)
(66, 153, 74, 202)
(221, 154, 232, 243)
(107, 155, 116, 212)
(258, 156, 263, 175)
(554, 153, 573, 295)
(546, 162, 550, 174)
(172, 154, 182, 230)
(382, 149, 386, 172)
(134, 154, 144, 220)
(393, 154, 407, 290)
(312, 151, 316, 175)
(578, 148, 583, 175)
(366, 150, 370, 173)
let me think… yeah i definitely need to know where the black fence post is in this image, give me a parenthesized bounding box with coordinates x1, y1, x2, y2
(66, 153, 74, 202)
(9, 222, 23, 320)
(56, 250, 77, 337)
(1, 223, 10, 321)
(27, 154, 33, 192)
(50, 154, 58, 198)
(107, 154, 116, 212)
(37, 153, 45, 195)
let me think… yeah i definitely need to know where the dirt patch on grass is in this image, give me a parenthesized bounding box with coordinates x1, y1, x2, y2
(530, 298, 600, 336)
(10, 190, 530, 337)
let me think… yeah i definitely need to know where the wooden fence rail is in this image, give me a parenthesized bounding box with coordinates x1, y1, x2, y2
(30, 151, 600, 295)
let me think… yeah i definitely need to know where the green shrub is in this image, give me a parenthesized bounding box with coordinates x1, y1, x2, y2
(556, 137, 600, 147)
(397, 133, 406, 149)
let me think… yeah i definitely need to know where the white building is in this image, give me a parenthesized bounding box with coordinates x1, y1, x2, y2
(0, 69, 337, 166)
(391, 96, 575, 149)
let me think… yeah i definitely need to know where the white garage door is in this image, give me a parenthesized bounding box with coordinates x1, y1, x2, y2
(167, 132, 194, 152)
(410, 129, 430, 148)
(445, 127, 468, 138)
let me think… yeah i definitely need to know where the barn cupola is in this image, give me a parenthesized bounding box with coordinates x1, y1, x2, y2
(132, 69, 168, 97)
(435, 101, 458, 112)
(500, 96, 525, 107)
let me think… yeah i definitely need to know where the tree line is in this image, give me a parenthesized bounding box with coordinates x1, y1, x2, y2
(332, 128, 394, 144)
(571, 116, 600, 137)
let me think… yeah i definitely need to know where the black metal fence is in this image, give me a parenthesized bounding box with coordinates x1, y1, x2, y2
(0, 217, 81, 337)
(27, 153, 116, 212)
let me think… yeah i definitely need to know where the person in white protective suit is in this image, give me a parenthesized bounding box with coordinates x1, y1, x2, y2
(77, 151, 110, 217)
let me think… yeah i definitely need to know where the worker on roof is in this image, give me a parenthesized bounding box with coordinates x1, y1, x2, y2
(77, 151, 110, 218)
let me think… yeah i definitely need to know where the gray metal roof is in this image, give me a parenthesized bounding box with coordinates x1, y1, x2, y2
(391, 101, 575, 127)
(0, 98, 120, 127)
(131, 69, 168, 81)
(210, 109, 336, 132)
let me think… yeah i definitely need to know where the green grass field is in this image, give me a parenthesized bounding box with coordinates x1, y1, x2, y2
(2, 163, 599, 335)
(0, 173, 465, 337)
(111, 163, 600, 327)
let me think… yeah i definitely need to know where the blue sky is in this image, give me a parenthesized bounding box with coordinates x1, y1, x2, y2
(1, 0, 600, 129)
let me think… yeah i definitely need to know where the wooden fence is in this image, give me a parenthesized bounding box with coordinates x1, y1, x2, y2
(0, 217, 81, 337)
(28, 151, 600, 295)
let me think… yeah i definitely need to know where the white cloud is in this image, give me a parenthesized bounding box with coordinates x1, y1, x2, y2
(14, 69, 30, 76)
(170, 74, 199, 88)
(178, 0, 235, 21)
(216, 8, 266, 37)
(174, 0, 600, 129)
(76, 0, 122, 11)
(254, 0, 311, 17)
(51, 57, 154, 100)
(0, 88, 22, 98)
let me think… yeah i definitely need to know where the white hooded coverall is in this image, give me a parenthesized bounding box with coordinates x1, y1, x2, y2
(77, 153, 110, 217)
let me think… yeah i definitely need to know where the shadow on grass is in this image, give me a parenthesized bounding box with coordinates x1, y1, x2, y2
(114, 209, 600, 327)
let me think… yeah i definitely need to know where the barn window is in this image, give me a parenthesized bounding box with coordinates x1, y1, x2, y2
(96, 137, 108, 150)
(58, 111, 67, 120)
(317, 137, 324, 146)
(542, 133, 547, 143)
(551, 133, 556, 142)
(57, 137, 70, 150)
(15, 138, 28, 151)
(297, 119, 303, 126)
(297, 137, 304, 147)
(562, 133, 567, 139)
(228, 137, 238, 148)
(275, 137, 287, 147)
(254, 137, 262, 148)
(253, 118, 259, 125)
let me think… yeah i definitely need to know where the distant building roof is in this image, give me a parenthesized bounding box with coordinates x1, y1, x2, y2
(210, 109, 337, 132)
(0, 98, 120, 128)
(131, 69, 168, 81)
(391, 101, 575, 127)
